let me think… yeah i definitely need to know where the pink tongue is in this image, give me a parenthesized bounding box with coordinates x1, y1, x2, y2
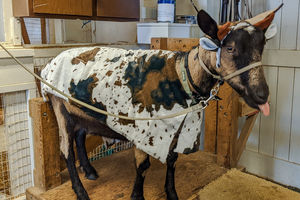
(258, 102, 270, 116)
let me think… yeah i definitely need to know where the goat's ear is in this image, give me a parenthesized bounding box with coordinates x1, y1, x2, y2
(197, 10, 219, 41)
(247, 3, 283, 31)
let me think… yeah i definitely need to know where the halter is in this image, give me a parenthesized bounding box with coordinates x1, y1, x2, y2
(180, 35, 263, 101)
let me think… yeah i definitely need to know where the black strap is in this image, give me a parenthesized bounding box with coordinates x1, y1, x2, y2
(184, 54, 203, 95)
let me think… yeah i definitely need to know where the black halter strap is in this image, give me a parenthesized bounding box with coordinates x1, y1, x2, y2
(184, 53, 203, 95)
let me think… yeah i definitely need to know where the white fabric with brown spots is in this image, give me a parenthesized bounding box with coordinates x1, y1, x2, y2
(41, 47, 202, 163)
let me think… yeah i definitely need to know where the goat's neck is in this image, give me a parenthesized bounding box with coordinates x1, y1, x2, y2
(178, 46, 218, 97)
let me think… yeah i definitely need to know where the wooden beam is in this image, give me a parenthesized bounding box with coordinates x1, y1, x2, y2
(29, 98, 61, 191)
(204, 100, 218, 153)
(216, 83, 239, 167)
(234, 113, 258, 166)
(40, 18, 47, 44)
(238, 98, 258, 117)
(19, 17, 31, 44)
(151, 38, 168, 50)
(151, 38, 199, 52)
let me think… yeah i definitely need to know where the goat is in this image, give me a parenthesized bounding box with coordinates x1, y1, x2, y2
(41, 8, 279, 200)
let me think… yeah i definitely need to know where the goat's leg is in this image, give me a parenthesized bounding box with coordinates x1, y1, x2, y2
(131, 147, 150, 200)
(165, 151, 178, 200)
(75, 129, 98, 180)
(65, 136, 90, 200)
(50, 95, 90, 200)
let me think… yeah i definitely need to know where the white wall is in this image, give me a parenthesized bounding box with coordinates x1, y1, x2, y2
(95, 21, 137, 44)
(63, 19, 92, 43)
(206, 0, 300, 189)
(0, 0, 5, 41)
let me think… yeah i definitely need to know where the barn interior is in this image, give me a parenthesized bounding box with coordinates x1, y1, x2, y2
(0, 0, 300, 200)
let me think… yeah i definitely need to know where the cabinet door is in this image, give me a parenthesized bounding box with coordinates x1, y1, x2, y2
(97, 0, 139, 19)
(33, 0, 93, 16)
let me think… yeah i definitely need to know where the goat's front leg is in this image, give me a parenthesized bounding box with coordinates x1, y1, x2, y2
(131, 147, 150, 200)
(165, 151, 178, 200)
(75, 129, 98, 180)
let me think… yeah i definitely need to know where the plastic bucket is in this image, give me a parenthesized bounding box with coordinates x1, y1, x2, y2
(157, 0, 175, 23)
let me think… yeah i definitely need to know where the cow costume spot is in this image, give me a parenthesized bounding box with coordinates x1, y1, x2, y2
(41, 47, 202, 163)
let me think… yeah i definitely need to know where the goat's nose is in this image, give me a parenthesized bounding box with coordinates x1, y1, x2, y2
(256, 87, 269, 101)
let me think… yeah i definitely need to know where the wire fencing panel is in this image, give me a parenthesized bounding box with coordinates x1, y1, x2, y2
(0, 91, 32, 199)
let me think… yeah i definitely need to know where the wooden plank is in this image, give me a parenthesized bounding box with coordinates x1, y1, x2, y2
(289, 69, 300, 164)
(246, 112, 260, 152)
(29, 98, 61, 191)
(33, 0, 93, 16)
(265, 0, 283, 50)
(151, 38, 167, 50)
(234, 114, 259, 166)
(280, 0, 299, 50)
(217, 83, 239, 167)
(259, 66, 278, 156)
(274, 68, 294, 160)
(164, 38, 199, 52)
(26, 149, 227, 200)
(97, 0, 140, 19)
(40, 18, 47, 44)
(26, 186, 44, 200)
(204, 100, 217, 153)
(20, 17, 31, 44)
(151, 38, 199, 52)
(238, 98, 258, 117)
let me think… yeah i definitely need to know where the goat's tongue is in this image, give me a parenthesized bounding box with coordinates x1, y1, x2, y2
(258, 102, 270, 116)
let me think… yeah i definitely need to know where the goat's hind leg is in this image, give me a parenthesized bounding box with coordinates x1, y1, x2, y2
(50, 96, 90, 200)
(165, 151, 178, 200)
(131, 147, 150, 200)
(75, 129, 98, 180)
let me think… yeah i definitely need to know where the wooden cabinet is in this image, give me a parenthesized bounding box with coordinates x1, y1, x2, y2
(12, 0, 139, 21)
(32, 0, 93, 16)
(97, 0, 139, 19)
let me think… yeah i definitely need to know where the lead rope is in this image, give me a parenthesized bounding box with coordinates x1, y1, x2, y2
(0, 43, 219, 121)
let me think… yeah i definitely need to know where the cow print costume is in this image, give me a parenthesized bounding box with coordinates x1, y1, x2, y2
(41, 47, 202, 163)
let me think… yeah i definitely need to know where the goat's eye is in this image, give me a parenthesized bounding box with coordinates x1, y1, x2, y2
(226, 47, 234, 53)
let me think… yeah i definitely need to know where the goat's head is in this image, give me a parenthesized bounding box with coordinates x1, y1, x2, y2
(197, 6, 282, 116)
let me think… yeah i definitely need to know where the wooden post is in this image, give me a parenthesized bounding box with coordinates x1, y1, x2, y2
(29, 98, 104, 190)
(40, 18, 47, 44)
(29, 98, 61, 191)
(216, 83, 239, 167)
(204, 101, 217, 154)
(19, 17, 31, 44)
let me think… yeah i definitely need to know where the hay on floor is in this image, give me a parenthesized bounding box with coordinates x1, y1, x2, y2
(189, 169, 300, 200)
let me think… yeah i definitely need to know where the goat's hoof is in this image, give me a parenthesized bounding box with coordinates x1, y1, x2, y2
(76, 191, 90, 200)
(130, 194, 145, 200)
(85, 172, 99, 180)
(166, 193, 178, 200)
(77, 197, 90, 200)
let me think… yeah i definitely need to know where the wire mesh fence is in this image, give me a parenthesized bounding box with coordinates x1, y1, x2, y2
(0, 91, 32, 200)
(88, 141, 133, 162)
